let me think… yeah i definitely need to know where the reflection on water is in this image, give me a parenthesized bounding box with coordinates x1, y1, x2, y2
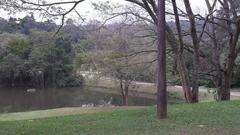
(0, 87, 155, 113)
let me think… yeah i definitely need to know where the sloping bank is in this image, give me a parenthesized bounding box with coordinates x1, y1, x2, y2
(0, 101, 240, 135)
(0, 107, 144, 121)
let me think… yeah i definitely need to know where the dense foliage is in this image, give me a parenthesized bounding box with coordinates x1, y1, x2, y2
(0, 17, 83, 88)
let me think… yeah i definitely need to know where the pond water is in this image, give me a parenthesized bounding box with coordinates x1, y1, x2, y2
(0, 87, 156, 113)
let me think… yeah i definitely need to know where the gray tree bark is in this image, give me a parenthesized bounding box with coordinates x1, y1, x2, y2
(157, 0, 167, 119)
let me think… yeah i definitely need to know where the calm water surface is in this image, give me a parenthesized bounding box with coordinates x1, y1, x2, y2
(0, 87, 155, 113)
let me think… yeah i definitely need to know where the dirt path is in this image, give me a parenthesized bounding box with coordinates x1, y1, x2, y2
(83, 71, 240, 97)
(231, 92, 240, 97)
(86, 77, 240, 98)
(135, 83, 240, 97)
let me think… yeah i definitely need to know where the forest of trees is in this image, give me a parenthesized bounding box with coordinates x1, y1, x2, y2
(0, 16, 83, 88)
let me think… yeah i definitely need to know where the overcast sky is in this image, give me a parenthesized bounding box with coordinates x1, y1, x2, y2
(1, 0, 213, 24)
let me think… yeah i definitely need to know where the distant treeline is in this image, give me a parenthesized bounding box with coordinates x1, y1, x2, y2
(0, 15, 84, 88)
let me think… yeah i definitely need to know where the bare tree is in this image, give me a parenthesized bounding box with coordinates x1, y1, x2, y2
(182, 0, 201, 103)
(77, 24, 153, 106)
(1, 0, 85, 34)
(91, 0, 203, 103)
(202, 0, 240, 100)
(171, 0, 193, 103)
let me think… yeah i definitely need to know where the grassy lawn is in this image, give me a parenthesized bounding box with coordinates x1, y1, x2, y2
(0, 100, 240, 135)
(0, 107, 143, 121)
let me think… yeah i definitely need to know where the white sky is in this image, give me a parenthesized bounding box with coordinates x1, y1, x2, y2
(0, 0, 213, 24)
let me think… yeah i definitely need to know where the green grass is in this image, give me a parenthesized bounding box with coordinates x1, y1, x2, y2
(0, 101, 240, 135)
(0, 107, 142, 121)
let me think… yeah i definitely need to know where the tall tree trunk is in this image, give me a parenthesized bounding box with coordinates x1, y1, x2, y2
(205, 0, 224, 100)
(171, 0, 193, 103)
(183, 0, 200, 103)
(166, 25, 194, 103)
(220, 72, 231, 100)
(157, 0, 167, 119)
(120, 79, 129, 106)
(122, 94, 128, 106)
(220, 52, 236, 100)
(177, 57, 193, 103)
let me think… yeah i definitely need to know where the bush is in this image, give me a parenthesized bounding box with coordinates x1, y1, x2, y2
(198, 79, 214, 88)
(56, 75, 84, 87)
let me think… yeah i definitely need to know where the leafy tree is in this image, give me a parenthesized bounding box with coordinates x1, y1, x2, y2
(0, 33, 28, 87)
(0, 30, 83, 88)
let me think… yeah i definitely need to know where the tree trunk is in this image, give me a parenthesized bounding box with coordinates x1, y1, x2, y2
(177, 57, 193, 103)
(183, 0, 200, 103)
(166, 26, 194, 103)
(206, 0, 222, 100)
(122, 95, 128, 106)
(192, 86, 199, 103)
(157, 0, 167, 119)
(120, 89, 129, 106)
(219, 53, 235, 100)
(120, 79, 129, 106)
(220, 73, 231, 100)
(171, 0, 193, 103)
